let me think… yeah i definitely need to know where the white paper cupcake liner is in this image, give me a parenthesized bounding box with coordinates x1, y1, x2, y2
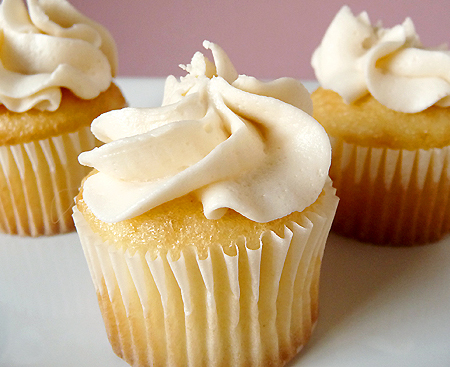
(73, 182, 338, 367)
(0, 126, 96, 236)
(330, 137, 450, 245)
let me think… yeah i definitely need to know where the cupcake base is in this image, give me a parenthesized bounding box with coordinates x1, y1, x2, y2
(73, 182, 338, 367)
(0, 126, 96, 236)
(329, 137, 450, 245)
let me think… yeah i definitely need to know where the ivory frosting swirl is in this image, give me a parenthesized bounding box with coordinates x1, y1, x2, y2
(79, 41, 331, 223)
(311, 6, 450, 113)
(0, 0, 117, 112)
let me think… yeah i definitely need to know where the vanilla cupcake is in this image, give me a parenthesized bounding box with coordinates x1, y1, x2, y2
(311, 6, 450, 245)
(0, 0, 126, 236)
(73, 41, 338, 367)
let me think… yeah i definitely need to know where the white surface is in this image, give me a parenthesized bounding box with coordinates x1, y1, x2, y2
(0, 78, 449, 367)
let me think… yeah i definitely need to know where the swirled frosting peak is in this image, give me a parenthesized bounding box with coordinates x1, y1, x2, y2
(79, 41, 331, 223)
(311, 6, 450, 113)
(0, 0, 118, 112)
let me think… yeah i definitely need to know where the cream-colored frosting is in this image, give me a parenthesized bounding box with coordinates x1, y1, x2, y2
(79, 41, 331, 223)
(311, 6, 450, 113)
(0, 0, 117, 112)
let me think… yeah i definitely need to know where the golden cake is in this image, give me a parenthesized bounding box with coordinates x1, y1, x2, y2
(73, 41, 338, 367)
(0, 0, 126, 236)
(311, 6, 450, 245)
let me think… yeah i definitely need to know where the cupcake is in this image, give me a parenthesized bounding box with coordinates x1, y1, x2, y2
(311, 6, 450, 245)
(0, 0, 126, 236)
(73, 41, 338, 366)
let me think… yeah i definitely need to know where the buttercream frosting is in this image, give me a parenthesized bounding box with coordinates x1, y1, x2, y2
(79, 41, 331, 223)
(311, 6, 450, 113)
(0, 0, 117, 112)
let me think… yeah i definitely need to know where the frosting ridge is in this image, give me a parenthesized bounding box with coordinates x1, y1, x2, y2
(0, 0, 118, 112)
(79, 41, 331, 223)
(311, 6, 450, 113)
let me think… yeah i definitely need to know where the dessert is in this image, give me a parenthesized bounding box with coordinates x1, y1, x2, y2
(311, 6, 450, 245)
(73, 41, 338, 366)
(0, 0, 126, 236)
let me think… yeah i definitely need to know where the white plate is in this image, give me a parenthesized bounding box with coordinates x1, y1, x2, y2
(1, 78, 449, 367)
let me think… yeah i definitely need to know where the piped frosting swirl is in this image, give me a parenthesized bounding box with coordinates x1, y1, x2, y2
(311, 6, 450, 113)
(0, 0, 117, 112)
(79, 41, 331, 223)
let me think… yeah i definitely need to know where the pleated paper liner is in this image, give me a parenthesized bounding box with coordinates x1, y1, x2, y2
(73, 181, 338, 367)
(329, 137, 450, 245)
(0, 126, 96, 236)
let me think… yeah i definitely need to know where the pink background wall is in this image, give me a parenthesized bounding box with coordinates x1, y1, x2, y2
(70, 0, 449, 80)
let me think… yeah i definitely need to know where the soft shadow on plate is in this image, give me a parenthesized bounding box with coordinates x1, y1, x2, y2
(291, 232, 450, 367)
(1, 230, 449, 367)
